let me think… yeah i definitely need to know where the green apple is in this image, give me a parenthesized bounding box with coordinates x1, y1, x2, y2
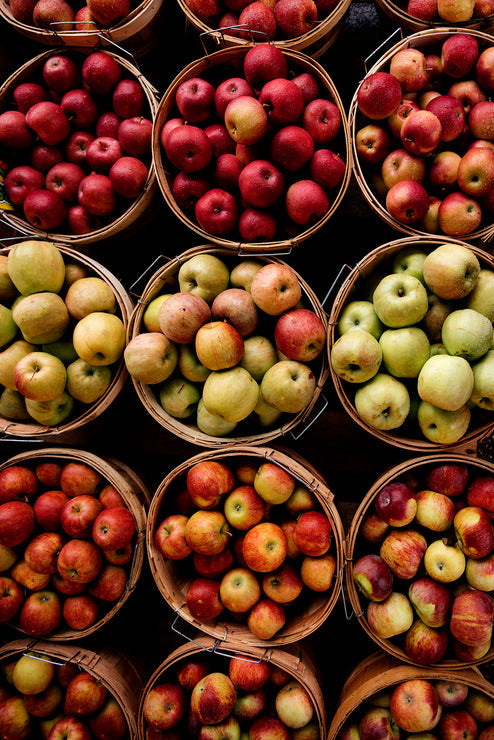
(202, 366, 259, 422)
(422, 243, 480, 300)
(0, 388, 29, 420)
(64, 276, 117, 319)
(42, 336, 78, 365)
(239, 335, 278, 381)
(178, 344, 211, 383)
(66, 359, 112, 404)
(392, 247, 428, 284)
(143, 294, 172, 332)
(196, 398, 238, 437)
(0, 304, 17, 349)
(417, 401, 471, 444)
(260, 360, 315, 414)
(372, 273, 429, 328)
(13, 351, 67, 402)
(430, 342, 448, 356)
(354, 372, 410, 430)
(0, 339, 36, 389)
(0, 255, 17, 302)
(441, 308, 493, 361)
(253, 388, 283, 427)
(422, 293, 453, 343)
(464, 269, 494, 322)
(330, 329, 382, 383)
(379, 327, 430, 378)
(72, 312, 126, 366)
(337, 300, 383, 339)
(418, 354, 474, 411)
(7, 240, 66, 295)
(25, 390, 74, 426)
(178, 254, 230, 303)
(159, 377, 201, 418)
(229, 259, 263, 292)
(12, 292, 70, 344)
(471, 349, 494, 410)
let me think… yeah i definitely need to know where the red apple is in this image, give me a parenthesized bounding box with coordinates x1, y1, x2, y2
(142, 682, 186, 732)
(185, 509, 230, 555)
(81, 51, 122, 96)
(454, 505, 494, 559)
(375, 480, 417, 526)
(390, 678, 441, 732)
(186, 459, 235, 509)
(62, 593, 99, 630)
(293, 510, 331, 556)
(386, 179, 429, 224)
(24, 530, 64, 574)
(195, 188, 239, 235)
(185, 576, 224, 620)
(408, 575, 453, 628)
(23, 189, 67, 231)
(242, 521, 288, 572)
(357, 72, 403, 120)
(302, 97, 341, 144)
(165, 125, 213, 173)
(352, 553, 394, 602)
(0, 500, 35, 547)
(379, 528, 428, 579)
(4, 165, 45, 206)
(175, 77, 216, 123)
(285, 179, 329, 225)
(438, 709, 478, 740)
(404, 619, 449, 665)
(57, 538, 103, 583)
(60, 494, 104, 538)
(19, 589, 62, 636)
(92, 506, 136, 550)
(247, 596, 286, 640)
(262, 561, 303, 603)
(64, 671, 107, 715)
(242, 43, 288, 88)
(0, 575, 24, 621)
(155, 513, 192, 559)
(219, 566, 261, 612)
(449, 588, 494, 646)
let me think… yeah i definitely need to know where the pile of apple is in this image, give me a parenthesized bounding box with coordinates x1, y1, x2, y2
(337, 674, 494, 740)
(0, 49, 152, 236)
(158, 42, 347, 243)
(124, 251, 327, 437)
(9, 0, 135, 32)
(142, 648, 320, 738)
(0, 650, 130, 739)
(353, 31, 494, 238)
(0, 239, 127, 428)
(351, 457, 494, 666)
(400, 0, 494, 24)
(0, 455, 139, 637)
(330, 240, 494, 445)
(149, 455, 337, 642)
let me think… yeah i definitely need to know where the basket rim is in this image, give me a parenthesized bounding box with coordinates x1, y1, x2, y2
(373, 0, 494, 32)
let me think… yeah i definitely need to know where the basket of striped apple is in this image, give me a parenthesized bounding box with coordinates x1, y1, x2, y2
(373, 0, 494, 34)
(345, 452, 494, 669)
(350, 27, 494, 245)
(138, 634, 327, 739)
(0, 446, 149, 641)
(328, 235, 494, 452)
(0, 638, 143, 739)
(151, 42, 351, 253)
(0, 238, 133, 438)
(0, 46, 158, 245)
(328, 650, 494, 740)
(145, 444, 344, 648)
(124, 244, 330, 448)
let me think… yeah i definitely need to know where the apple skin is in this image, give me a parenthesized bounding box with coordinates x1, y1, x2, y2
(0, 464, 38, 503)
(229, 655, 271, 691)
(385, 180, 430, 224)
(262, 561, 303, 603)
(185, 509, 230, 556)
(154, 513, 192, 559)
(194, 321, 245, 371)
(357, 72, 403, 120)
(0, 696, 32, 739)
(142, 682, 187, 731)
(191, 672, 237, 725)
(408, 575, 453, 628)
(379, 528, 427, 579)
(454, 505, 494, 559)
(389, 678, 442, 733)
(434, 680, 469, 707)
(242, 521, 288, 573)
(224, 485, 265, 530)
(415, 489, 456, 532)
(185, 576, 224, 620)
(219, 566, 261, 613)
(250, 262, 301, 316)
(253, 461, 295, 505)
(158, 292, 211, 344)
(450, 588, 494, 647)
(224, 95, 268, 146)
(366, 591, 414, 639)
(426, 463, 469, 497)
(0, 575, 24, 621)
(359, 706, 400, 740)
(19, 589, 63, 636)
(423, 538, 466, 583)
(275, 680, 314, 730)
(352, 553, 393, 602)
(293, 510, 331, 557)
(186, 460, 235, 509)
(0, 500, 36, 547)
(274, 308, 326, 362)
(404, 618, 449, 665)
(374, 480, 417, 527)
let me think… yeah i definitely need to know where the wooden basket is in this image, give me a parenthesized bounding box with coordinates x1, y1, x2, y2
(373, 0, 494, 33)
(126, 244, 330, 448)
(345, 452, 494, 670)
(348, 27, 494, 246)
(0, 0, 166, 57)
(152, 44, 352, 253)
(327, 650, 494, 740)
(2, 445, 149, 641)
(0, 638, 143, 738)
(328, 235, 494, 454)
(176, 0, 352, 58)
(0, 47, 159, 246)
(146, 444, 344, 648)
(0, 240, 133, 438)
(137, 633, 327, 740)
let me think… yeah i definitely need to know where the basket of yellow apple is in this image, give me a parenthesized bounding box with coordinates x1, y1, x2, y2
(146, 444, 344, 647)
(124, 244, 329, 448)
(0, 239, 132, 438)
(0, 638, 143, 738)
(328, 235, 494, 452)
(345, 452, 494, 669)
(373, 0, 494, 33)
(139, 634, 327, 739)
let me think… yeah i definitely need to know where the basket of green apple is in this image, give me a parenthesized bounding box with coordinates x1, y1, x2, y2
(328, 235, 494, 452)
(328, 651, 494, 740)
(152, 42, 351, 253)
(145, 444, 344, 647)
(139, 634, 327, 739)
(0, 638, 143, 738)
(0, 238, 133, 437)
(124, 244, 329, 447)
(0, 46, 158, 245)
(0, 446, 149, 640)
(372, 0, 494, 34)
(350, 27, 494, 244)
(345, 452, 494, 669)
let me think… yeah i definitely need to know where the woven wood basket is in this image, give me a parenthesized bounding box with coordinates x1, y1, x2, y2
(152, 44, 351, 253)
(349, 27, 494, 247)
(126, 244, 330, 447)
(0, 0, 165, 57)
(0, 638, 143, 738)
(327, 650, 494, 740)
(0, 47, 159, 246)
(137, 633, 327, 740)
(345, 452, 494, 670)
(2, 445, 149, 641)
(146, 444, 344, 648)
(176, 0, 352, 58)
(328, 235, 494, 454)
(373, 0, 494, 33)
(0, 240, 133, 438)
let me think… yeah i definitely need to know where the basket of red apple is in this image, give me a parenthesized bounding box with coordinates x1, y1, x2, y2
(138, 633, 327, 739)
(124, 245, 329, 447)
(345, 452, 494, 669)
(0, 638, 143, 739)
(328, 235, 494, 452)
(152, 42, 351, 252)
(328, 650, 494, 740)
(350, 27, 494, 243)
(146, 444, 344, 647)
(0, 0, 165, 57)
(0, 446, 149, 640)
(0, 239, 133, 437)
(373, 0, 494, 33)
(0, 47, 158, 245)
(176, 0, 352, 59)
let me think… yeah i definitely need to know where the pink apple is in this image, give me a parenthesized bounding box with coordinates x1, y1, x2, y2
(85, 136, 123, 174)
(81, 51, 122, 96)
(310, 148, 346, 190)
(274, 307, 325, 361)
(65, 130, 95, 166)
(112, 77, 145, 119)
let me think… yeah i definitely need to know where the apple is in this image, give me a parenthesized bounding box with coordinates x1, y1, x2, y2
(142, 683, 187, 731)
(285, 179, 330, 226)
(62, 594, 99, 631)
(423, 538, 466, 582)
(381, 148, 426, 191)
(302, 97, 341, 144)
(438, 709, 478, 740)
(385, 180, 430, 225)
(72, 312, 125, 366)
(89, 697, 128, 740)
(184, 509, 230, 555)
(373, 273, 428, 328)
(92, 505, 136, 550)
(425, 95, 465, 143)
(224, 485, 265, 530)
(24, 530, 64, 574)
(219, 566, 261, 612)
(275, 680, 313, 729)
(354, 373, 410, 431)
(195, 188, 239, 236)
(186, 459, 235, 509)
(437, 192, 482, 237)
(417, 402, 471, 445)
(0, 464, 37, 503)
(64, 671, 108, 715)
(242, 521, 287, 573)
(191, 672, 237, 725)
(417, 354, 474, 411)
(239, 159, 284, 209)
(390, 679, 441, 732)
(379, 528, 427, 579)
(0, 696, 32, 739)
(426, 464, 469, 498)
(366, 591, 414, 639)
(352, 553, 394, 602)
(454, 505, 494, 559)
(356, 124, 392, 164)
(195, 321, 244, 371)
(375, 480, 417, 527)
(262, 561, 303, 604)
(260, 360, 316, 414)
(434, 680, 469, 707)
(357, 72, 403, 120)
(415, 489, 456, 532)
(0, 499, 36, 546)
(359, 706, 399, 740)
(12, 559, 50, 590)
(408, 574, 453, 629)
(0, 574, 24, 621)
(300, 552, 336, 592)
(270, 125, 314, 172)
(19, 589, 62, 636)
(253, 461, 295, 505)
(59, 462, 101, 497)
(466, 552, 494, 591)
(293, 510, 331, 556)
(57, 538, 103, 583)
(155, 514, 192, 559)
(185, 576, 224, 620)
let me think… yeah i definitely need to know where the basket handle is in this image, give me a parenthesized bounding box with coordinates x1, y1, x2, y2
(363, 27, 403, 74)
(289, 392, 329, 441)
(320, 263, 353, 312)
(125, 529, 146, 591)
(199, 27, 271, 55)
(127, 254, 175, 298)
(338, 559, 363, 622)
